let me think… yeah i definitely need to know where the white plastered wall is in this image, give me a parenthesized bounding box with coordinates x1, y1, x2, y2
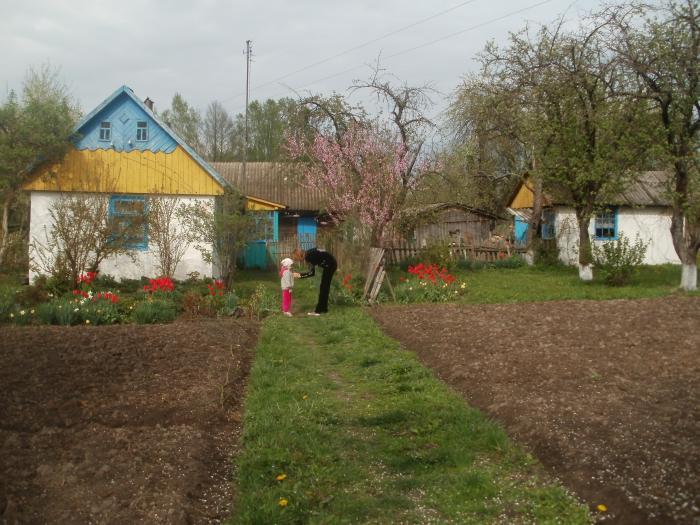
(29, 192, 215, 282)
(554, 205, 681, 266)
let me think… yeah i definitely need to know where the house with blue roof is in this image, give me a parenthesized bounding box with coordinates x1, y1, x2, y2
(23, 85, 231, 281)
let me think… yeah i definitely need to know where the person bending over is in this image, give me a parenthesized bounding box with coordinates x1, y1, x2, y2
(292, 247, 337, 316)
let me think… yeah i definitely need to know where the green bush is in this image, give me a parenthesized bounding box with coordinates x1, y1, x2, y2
(592, 233, 649, 286)
(35, 298, 81, 325)
(80, 300, 123, 325)
(132, 299, 177, 324)
(421, 240, 454, 270)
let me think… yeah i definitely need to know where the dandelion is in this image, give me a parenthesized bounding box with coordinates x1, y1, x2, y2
(30, 309, 35, 314)
(9, 313, 14, 319)
(597, 504, 607, 512)
(19, 310, 25, 316)
(302, 395, 308, 400)
(276, 473, 287, 481)
(85, 319, 91, 325)
(278, 498, 288, 507)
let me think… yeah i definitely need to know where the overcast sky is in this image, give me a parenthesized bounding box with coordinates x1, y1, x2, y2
(2, 0, 610, 120)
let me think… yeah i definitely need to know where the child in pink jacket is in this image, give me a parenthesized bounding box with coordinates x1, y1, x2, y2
(279, 257, 297, 316)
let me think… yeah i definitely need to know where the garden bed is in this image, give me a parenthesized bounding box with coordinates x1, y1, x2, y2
(371, 296, 700, 525)
(0, 318, 258, 524)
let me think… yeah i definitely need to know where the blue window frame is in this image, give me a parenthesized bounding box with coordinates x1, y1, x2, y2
(136, 121, 148, 141)
(108, 195, 148, 250)
(541, 208, 556, 240)
(99, 121, 111, 141)
(594, 207, 618, 240)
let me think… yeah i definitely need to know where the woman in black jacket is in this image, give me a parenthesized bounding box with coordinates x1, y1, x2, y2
(292, 247, 337, 315)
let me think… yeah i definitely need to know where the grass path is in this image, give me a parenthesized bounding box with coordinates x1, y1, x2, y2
(231, 308, 591, 524)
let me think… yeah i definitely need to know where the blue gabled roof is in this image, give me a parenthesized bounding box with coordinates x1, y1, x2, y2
(74, 85, 229, 190)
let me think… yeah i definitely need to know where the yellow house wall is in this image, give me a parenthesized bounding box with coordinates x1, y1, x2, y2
(23, 146, 224, 196)
(510, 183, 534, 209)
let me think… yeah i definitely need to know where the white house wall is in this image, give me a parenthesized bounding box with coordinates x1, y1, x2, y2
(29, 192, 215, 282)
(554, 206, 680, 266)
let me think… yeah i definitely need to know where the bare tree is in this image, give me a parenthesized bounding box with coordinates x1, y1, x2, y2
(202, 101, 234, 161)
(148, 196, 190, 278)
(31, 193, 143, 284)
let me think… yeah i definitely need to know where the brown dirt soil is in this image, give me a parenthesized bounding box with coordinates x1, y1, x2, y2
(370, 296, 700, 525)
(0, 318, 258, 525)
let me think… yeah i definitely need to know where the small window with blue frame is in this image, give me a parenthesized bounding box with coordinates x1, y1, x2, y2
(541, 208, 555, 240)
(99, 121, 111, 141)
(594, 207, 618, 240)
(109, 195, 148, 250)
(136, 121, 148, 141)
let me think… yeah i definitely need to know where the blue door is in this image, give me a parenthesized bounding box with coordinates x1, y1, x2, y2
(514, 216, 528, 247)
(297, 217, 317, 250)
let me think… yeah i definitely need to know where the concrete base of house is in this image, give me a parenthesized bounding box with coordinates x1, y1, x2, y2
(681, 263, 697, 291)
(578, 264, 593, 281)
(524, 250, 535, 266)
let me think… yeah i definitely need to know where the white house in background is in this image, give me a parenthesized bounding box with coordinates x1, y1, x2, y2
(23, 85, 229, 281)
(507, 171, 680, 265)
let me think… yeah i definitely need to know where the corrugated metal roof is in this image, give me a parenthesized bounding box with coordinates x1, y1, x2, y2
(212, 162, 328, 211)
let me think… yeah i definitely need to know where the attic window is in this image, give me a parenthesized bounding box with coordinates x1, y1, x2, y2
(99, 121, 111, 141)
(136, 121, 148, 141)
(594, 207, 618, 240)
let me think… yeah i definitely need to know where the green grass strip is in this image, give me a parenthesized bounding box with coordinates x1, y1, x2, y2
(231, 307, 591, 524)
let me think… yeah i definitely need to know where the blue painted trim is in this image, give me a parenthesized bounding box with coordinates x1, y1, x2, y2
(594, 207, 619, 241)
(272, 210, 279, 242)
(72, 85, 229, 191)
(108, 194, 149, 251)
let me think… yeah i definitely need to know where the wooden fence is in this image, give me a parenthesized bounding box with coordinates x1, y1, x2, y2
(382, 240, 524, 265)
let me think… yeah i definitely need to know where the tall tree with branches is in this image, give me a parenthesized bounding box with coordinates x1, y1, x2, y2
(478, 18, 654, 279)
(0, 65, 78, 270)
(608, 0, 700, 290)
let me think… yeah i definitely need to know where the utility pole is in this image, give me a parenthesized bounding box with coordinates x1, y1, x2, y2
(243, 39, 252, 179)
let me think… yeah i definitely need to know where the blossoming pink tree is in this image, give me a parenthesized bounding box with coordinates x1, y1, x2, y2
(286, 75, 437, 245)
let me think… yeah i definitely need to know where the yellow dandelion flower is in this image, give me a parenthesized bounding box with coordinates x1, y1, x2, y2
(278, 497, 288, 507)
(85, 319, 91, 324)
(276, 473, 287, 481)
(302, 395, 308, 400)
(30, 309, 35, 314)
(597, 504, 607, 512)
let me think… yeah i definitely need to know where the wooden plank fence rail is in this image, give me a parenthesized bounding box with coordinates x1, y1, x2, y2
(382, 240, 524, 265)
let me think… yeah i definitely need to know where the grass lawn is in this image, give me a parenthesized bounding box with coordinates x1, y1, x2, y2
(407, 264, 696, 304)
(232, 288, 590, 523)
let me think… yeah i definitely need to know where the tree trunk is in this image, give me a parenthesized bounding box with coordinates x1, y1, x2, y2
(669, 161, 699, 291)
(576, 210, 593, 281)
(0, 193, 12, 270)
(525, 176, 543, 266)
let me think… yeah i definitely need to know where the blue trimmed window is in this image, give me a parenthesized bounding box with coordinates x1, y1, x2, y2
(594, 207, 618, 240)
(99, 121, 111, 141)
(109, 195, 148, 250)
(541, 208, 556, 240)
(136, 121, 148, 141)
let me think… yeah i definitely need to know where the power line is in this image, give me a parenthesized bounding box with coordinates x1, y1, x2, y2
(221, 0, 482, 104)
(225, 0, 556, 113)
(292, 0, 555, 91)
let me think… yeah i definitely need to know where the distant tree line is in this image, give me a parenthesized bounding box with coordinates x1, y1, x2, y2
(159, 95, 300, 163)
